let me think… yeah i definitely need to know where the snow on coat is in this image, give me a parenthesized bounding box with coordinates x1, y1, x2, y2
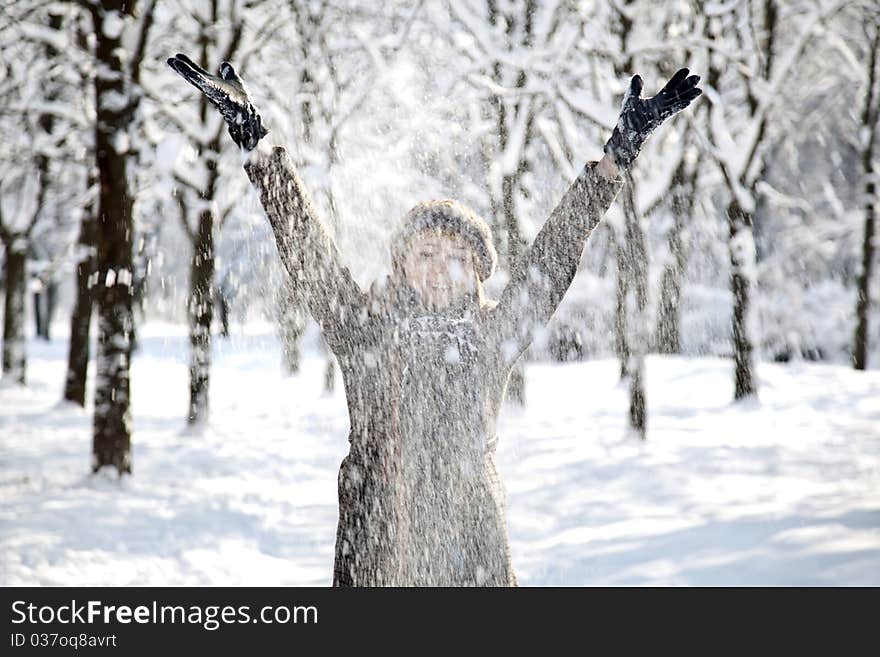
(245, 146, 623, 586)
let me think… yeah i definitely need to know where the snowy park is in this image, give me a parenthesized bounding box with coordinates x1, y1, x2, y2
(2, 325, 879, 586)
(2, 0, 879, 588)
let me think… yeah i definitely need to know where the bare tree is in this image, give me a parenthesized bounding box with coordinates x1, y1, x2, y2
(603, 0, 650, 436)
(0, 9, 65, 385)
(697, 0, 847, 398)
(88, 0, 157, 473)
(853, 15, 879, 370)
(55, 11, 99, 406)
(654, 145, 700, 354)
(653, 14, 705, 357)
(162, 0, 244, 425)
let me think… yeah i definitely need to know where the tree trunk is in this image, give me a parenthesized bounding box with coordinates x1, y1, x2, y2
(34, 291, 45, 340)
(614, 236, 629, 379)
(618, 176, 648, 438)
(92, 0, 137, 474)
(185, 10, 211, 425)
(853, 170, 875, 371)
(184, 1, 230, 424)
(216, 286, 230, 338)
(33, 280, 58, 340)
(63, 12, 99, 406)
(64, 210, 97, 406)
(2, 247, 27, 385)
(278, 281, 306, 375)
(655, 157, 697, 354)
(502, 172, 527, 406)
(187, 206, 214, 425)
(728, 199, 758, 399)
(853, 28, 878, 371)
(30, 12, 61, 346)
(654, 262, 681, 354)
(46, 280, 57, 340)
(214, 284, 229, 338)
(321, 338, 336, 393)
(612, 0, 636, 381)
(324, 358, 336, 393)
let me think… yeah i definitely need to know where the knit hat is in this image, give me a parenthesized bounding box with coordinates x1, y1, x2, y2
(391, 200, 497, 282)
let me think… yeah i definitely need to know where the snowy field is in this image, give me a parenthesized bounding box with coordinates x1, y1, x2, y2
(1, 324, 879, 586)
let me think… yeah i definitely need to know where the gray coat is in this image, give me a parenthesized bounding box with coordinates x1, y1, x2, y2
(245, 147, 623, 586)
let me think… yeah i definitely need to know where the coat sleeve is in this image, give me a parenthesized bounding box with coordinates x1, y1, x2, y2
(244, 146, 368, 355)
(487, 160, 624, 366)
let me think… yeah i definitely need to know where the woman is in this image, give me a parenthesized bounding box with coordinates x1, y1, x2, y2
(167, 54, 701, 586)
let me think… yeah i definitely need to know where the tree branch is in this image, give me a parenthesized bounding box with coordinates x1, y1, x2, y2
(129, 0, 158, 87)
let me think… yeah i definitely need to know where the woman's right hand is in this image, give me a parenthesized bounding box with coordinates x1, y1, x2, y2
(166, 53, 269, 151)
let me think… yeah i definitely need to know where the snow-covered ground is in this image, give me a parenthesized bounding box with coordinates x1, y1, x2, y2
(1, 323, 878, 586)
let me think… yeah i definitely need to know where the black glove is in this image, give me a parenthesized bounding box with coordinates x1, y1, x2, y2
(604, 67, 701, 170)
(166, 53, 269, 151)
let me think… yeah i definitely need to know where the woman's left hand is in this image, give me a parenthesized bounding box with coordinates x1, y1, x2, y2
(604, 67, 702, 170)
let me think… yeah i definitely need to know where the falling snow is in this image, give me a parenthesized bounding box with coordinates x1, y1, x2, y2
(1, 330, 878, 585)
(2, 0, 878, 590)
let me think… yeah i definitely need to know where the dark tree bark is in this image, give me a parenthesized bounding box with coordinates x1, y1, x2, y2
(177, 180, 218, 424)
(187, 201, 215, 424)
(33, 280, 58, 340)
(2, 248, 27, 385)
(64, 201, 97, 406)
(853, 26, 879, 371)
(728, 199, 757, 399)
(93, 82, 136, 471)
(33, 291, 45, 340)
(46, 281, 58, 339)
(91, 0, 156, 474)
(216, 285, 230, 338)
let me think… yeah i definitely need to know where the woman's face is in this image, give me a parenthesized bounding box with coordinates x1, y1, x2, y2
(401, 230, 477, 310)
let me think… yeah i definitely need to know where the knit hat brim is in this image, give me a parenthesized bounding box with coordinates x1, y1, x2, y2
(391, 200, 497, 282)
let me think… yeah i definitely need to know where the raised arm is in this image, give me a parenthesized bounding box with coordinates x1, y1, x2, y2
(488, 155, 623, 364)
(489, 68, 702, 365)
(166, 54, 367, 355)
(244, 145, 368, 353)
